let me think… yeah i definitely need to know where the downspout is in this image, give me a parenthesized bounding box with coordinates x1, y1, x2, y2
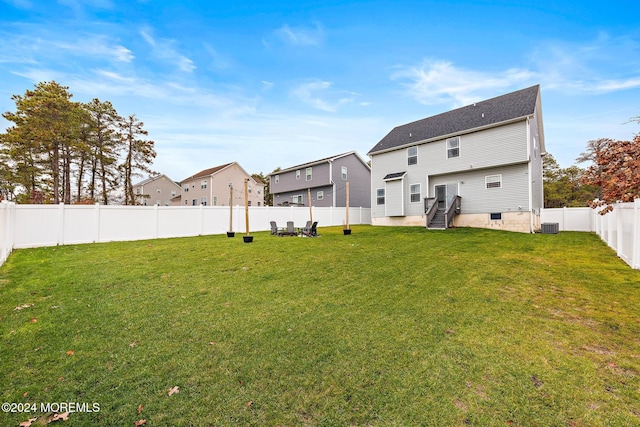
(210, 176, 213, 206)
(329, 160, 336, 207)
(526, 117, 534, 233)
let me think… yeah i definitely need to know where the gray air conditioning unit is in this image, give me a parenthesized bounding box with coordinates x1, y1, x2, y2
(541, 223, 559, 234)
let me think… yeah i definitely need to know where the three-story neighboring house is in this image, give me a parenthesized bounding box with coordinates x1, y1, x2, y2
(368, 85, 545, 233)
(175, 162, 265, 207)
(269, 151, 371, 208)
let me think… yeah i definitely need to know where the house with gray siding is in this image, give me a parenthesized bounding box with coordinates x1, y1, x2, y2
(269, 151, 371, 208)
(368, 85, 545, 233)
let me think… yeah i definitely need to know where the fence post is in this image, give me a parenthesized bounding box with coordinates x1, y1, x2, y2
(58, 202, 65, 246)
(633, 199, 640, 269)
(616, 203, 624, 258)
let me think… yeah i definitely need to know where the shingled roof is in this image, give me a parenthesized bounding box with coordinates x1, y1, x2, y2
(368, 85, 540, 155)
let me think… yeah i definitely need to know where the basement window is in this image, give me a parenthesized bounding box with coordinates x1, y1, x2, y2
(490, 213, 502, 221)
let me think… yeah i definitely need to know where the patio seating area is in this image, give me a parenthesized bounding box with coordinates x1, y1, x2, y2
(270, 221, 319, 237)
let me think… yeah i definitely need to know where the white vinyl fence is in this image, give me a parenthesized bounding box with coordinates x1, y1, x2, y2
(0, 202, 371, 267)
(541, 200, 640, 269)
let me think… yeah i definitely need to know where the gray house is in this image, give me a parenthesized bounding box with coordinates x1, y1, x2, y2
(269, 151, 371, 208)
(368, 85, 545, 233)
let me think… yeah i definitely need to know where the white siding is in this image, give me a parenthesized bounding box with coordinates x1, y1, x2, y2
(422, 121, 528, 175)
(430, 164, 530, 214)
(385, 179, 404, 216)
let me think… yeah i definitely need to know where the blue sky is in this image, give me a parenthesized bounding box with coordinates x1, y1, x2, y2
(1, 0, 639, 182)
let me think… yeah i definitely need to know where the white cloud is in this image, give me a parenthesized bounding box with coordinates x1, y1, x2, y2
(291, 80, 354, 112)
(139, 27, 196, 73)
(274, 22, 325, 46)
(528, 33, 640, 94)
(391, 60, 536, 107)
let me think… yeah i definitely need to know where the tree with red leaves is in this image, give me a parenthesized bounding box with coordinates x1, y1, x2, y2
(579, 132, 640, 214)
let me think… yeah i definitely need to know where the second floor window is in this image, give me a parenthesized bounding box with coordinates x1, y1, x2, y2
(306, 167, 312, 181)
(447, 137, 460, 158)
(407, 146, 418, 165)
(296, 170, 301, 180)
(275, 175, 279, 184)
(341, 166, 348, 180)
(201, 180, 207, 189)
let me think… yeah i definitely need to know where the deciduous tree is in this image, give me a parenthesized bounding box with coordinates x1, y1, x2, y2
(580, 135, 640, 213)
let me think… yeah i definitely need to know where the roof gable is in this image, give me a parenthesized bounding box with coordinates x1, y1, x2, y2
(368, 85, 540, 155)
(270, 151, 370, 176)
(181, 163, 234, 182)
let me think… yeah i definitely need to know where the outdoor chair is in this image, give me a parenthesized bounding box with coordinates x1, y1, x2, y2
(285, 221, 296, 236)
(302, 221, 318, 237)
(270, 221, 284, 236)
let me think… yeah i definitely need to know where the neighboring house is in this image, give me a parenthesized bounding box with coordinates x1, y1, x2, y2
(269, 151, 371, 208)
(174, 162, 265, 207)
(367, 85, 545, 233)
(132, 174, 181, 206)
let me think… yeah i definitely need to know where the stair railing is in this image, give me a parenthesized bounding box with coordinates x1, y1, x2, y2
(444, 195, 461, 228)
(425, 197, 438, 227)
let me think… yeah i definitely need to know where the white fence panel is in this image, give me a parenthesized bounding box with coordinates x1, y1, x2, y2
(0, 202, 15, 266)
(540, 207, 593, 231)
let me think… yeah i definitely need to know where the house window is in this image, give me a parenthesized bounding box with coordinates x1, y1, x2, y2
(201, 197, 207, 206)
(136, 188, 141, 195)
(296, 170, 301, 180)
(341, 166, 348, 180)
(248, 201, 252, 206)
(213, 196, 218, 206)
(257, 202, 261, 206)
(490, 213, 502, 220)
(306, 167, 312, 181)
(192, 199, 197, 206)
(376, 188, 385, 205)
(171, 191, 176, 197)
(248, 186, 252, 193)
(447, 137, 460, 158)
(201, 180, 207, 189)
(292, 195, 303, 204)
(317, 191, 324, 200)
(485, 174, 502, 189)
(407, 146, 418, 165)
(183, 185, 189, 193)
(275, 175, 279, 184)
(410, 184, 421, 202)
(157, 188, 161, 193)
(184, 200, 188, 205)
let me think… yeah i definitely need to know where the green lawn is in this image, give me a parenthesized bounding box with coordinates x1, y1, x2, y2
(1, 226, 639, 426)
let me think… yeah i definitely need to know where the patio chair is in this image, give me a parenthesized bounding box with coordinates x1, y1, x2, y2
(302, 221, 318, 237)
(270, 221, 284, 236)
(285, 221, 296, 236)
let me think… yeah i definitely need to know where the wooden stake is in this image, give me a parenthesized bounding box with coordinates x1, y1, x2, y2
(345, 181, 350, 229)
(308, 188, 312, 223)
(244, 179, 249, 236)
(229, 184, 233, 232)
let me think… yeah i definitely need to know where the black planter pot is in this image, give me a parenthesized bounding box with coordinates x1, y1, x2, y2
(243, 235, 254, 243)
(343, 229, 352, 235)
(227, 232, 235, 238)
